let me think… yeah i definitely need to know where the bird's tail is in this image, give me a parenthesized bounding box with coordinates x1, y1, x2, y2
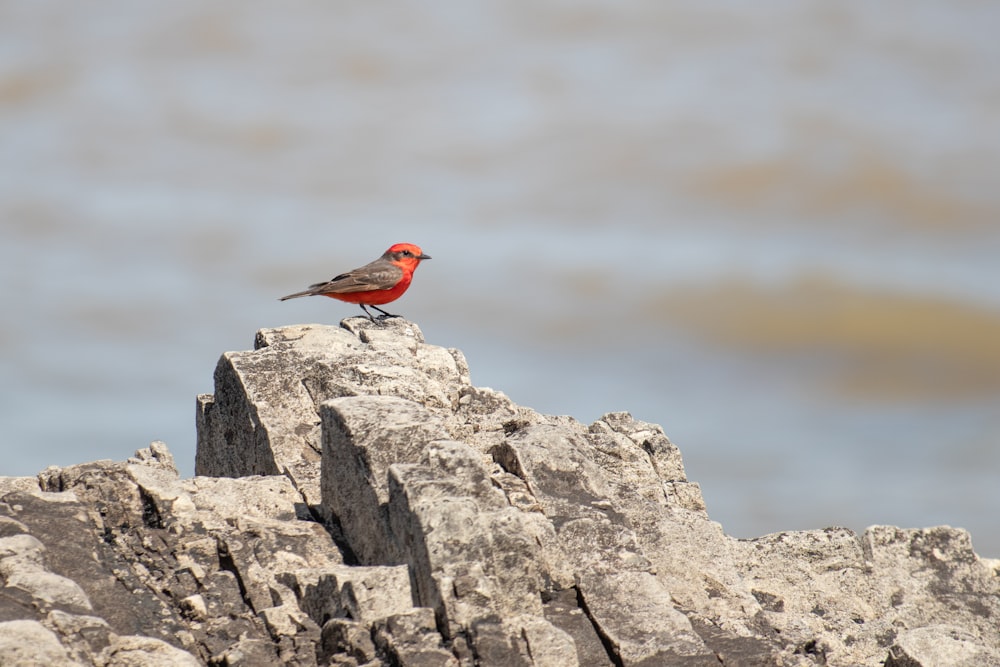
(278, 289, 313, 301)
(280, 280, 333, 301)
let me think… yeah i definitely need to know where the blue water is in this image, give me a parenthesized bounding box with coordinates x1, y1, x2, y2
(2, 1, 999, 555)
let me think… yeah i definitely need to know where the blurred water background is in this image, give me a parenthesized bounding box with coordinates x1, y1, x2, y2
(3, 2, 999, 554)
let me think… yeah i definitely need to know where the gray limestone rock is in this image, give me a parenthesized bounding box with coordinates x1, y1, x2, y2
(320, 395, 451, 564)
(0, 319, 995, 666)
(884, 625, 1000, 667)
(197, 321, 468, 508)
(374, 608, 459, 667)
(0, 619, 77, 666)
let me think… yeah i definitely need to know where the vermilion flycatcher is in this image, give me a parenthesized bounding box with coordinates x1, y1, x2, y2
(279, 243, 431, 321)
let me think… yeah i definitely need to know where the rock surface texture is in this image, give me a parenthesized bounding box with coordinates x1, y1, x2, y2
(2, 319, 998, 666)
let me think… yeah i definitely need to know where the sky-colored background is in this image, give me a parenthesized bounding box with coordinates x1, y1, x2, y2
(3, 2, 999, 555)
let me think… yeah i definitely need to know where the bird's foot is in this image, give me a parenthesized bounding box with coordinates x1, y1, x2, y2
(370, 305, 400, 320)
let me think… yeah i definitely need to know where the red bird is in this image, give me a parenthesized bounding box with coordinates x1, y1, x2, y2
(280, 243, 431, 321)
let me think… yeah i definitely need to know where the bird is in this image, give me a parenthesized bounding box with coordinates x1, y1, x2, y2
(279, 243, 431, 322)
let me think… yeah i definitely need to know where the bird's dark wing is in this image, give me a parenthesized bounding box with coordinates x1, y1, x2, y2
(300, 260, 403, 295)
(279, 257, 405, 300)
(316, 261, 403, 293)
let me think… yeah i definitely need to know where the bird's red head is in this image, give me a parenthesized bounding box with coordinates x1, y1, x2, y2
(384, 243, 431, 269)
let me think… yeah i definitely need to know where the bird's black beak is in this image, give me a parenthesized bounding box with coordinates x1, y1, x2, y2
(418, 253, 431, 260)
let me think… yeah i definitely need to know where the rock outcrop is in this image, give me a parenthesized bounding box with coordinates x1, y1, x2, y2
(2, 318, 998, 666)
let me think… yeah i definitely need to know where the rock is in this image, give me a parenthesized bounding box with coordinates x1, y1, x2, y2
(4, 442, 344, 666)
(388, 441, 540, 613)
(0, 619, 76, 666)
(0, 534, 93, 612)
(320, 395, 451, 563)
(884, 625, 1000, 667)
(1, 319, 996, 666)
(320, 617, 379, 665)
(731, 527, 883, 664)
(100, 634, 204, 667)
(196, 321, 468, 508)
(516, 614, 578, 667)
(864, 526, 1000, 630)
(539, 588, 612, 667)
(279, 563, 414, 627)
(373, 608, 460, 667)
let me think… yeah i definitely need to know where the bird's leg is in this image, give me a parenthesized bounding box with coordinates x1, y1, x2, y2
(359, 305, 378, 322)
(370, 305, 400, 319)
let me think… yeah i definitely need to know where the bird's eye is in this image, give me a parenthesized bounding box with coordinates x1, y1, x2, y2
(402, 250, 412, 256)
